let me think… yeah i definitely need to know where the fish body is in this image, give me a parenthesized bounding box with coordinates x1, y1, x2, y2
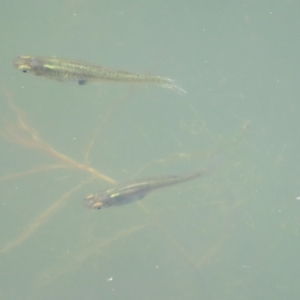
(84, 170, 205, 209)
(13, 56, 186, 94)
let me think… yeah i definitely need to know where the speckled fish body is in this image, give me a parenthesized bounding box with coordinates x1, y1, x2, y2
(13, 56, 186, 94)
(84, 170, 204, 210)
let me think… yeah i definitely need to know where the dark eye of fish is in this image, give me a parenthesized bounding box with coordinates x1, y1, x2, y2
(94, 202, 103, 209)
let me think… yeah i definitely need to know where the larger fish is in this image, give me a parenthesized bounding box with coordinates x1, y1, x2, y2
(13, 56, 186, 94)
(84, 169, 205, 210)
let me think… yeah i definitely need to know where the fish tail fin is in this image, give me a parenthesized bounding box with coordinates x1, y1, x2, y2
(162, 78, 187, 95)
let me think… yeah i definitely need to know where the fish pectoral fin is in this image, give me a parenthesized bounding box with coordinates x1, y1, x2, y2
(78, 79, 86, 85)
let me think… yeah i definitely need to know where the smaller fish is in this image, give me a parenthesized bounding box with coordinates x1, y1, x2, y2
(84, 169, 206, 210)
(13, 56, 187, 95)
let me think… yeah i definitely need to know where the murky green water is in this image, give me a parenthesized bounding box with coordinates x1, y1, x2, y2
(0, 1, 299, 299)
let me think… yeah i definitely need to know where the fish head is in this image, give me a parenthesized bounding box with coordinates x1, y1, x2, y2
(13, 56, 32, 73)
(83, 193, 104, 210)
(13, 56, 43, 74)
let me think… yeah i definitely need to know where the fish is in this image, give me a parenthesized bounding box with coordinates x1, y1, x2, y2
(13, 56, 187, 94)
(84, 169, 206, 210)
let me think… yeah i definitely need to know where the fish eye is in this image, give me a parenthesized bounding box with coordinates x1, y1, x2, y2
(93, 202, 103, 209)
(18, 65, 30, 73)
